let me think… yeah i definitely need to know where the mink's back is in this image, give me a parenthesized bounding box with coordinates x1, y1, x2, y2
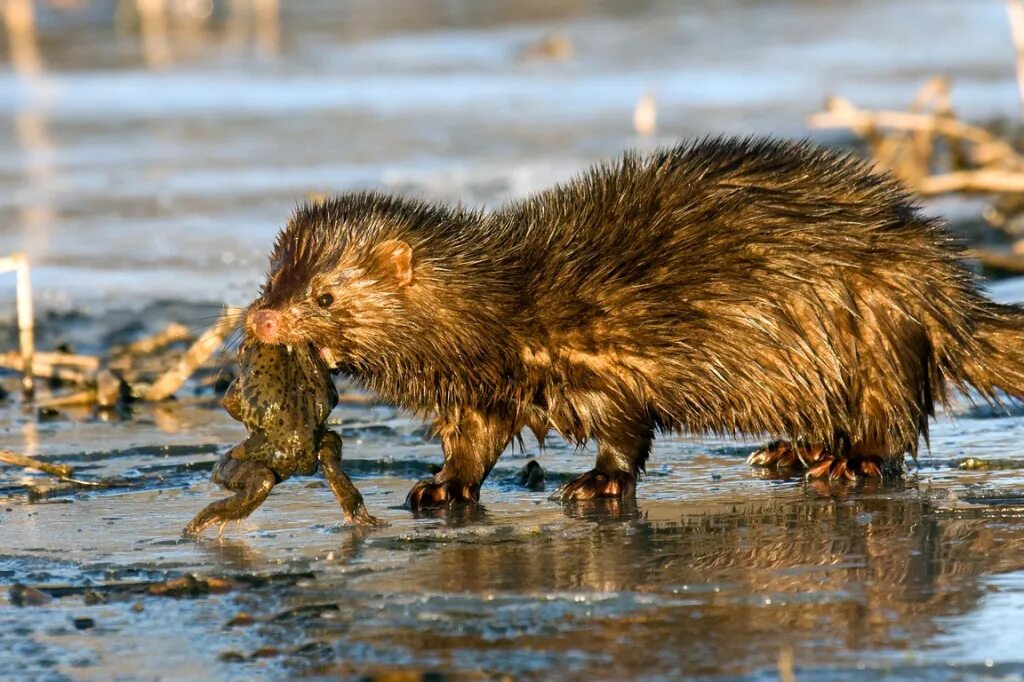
(497, 138, 960, 326)
(481, 137, 985, 446)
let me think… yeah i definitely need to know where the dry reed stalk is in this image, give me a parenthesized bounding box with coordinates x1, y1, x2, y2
(633, 90, 657, 136)
(808, 98, 1024, 169)
(0, 448, 72, 478)
(35, 389, 97, 408)
(0, 353, 92, 384)
(918, 170, 1024, 194)
(0, 252, 35, 398)
(140, 312, 239, 401)
(1009, 0, 1024, 117)
(910, 77, 952, 177)
(136, 0, 172, 69)
(33, 351, 100, 369)
(965, 247, 1024, 274)
(116, 322, 192, 356)
(254, 0, 280, 54)
(337, 392, 377, 406)
(777, 645, 796, 682)
(869, 79, 948, 182)
(3, 0, 43, 75)
(521, 30, 574, 61)
(908, 76, 951, 111)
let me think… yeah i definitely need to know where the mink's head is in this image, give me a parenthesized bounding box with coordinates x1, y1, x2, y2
(245, 195, 423, 367)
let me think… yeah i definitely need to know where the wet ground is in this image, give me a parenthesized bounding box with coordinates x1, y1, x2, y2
(4, 1, 1024, 680)
(5, 354, 1024, 681)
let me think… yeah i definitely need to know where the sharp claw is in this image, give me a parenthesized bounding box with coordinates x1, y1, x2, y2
(805, 459, 832, 480)
(804, 454, 890, 482)
(404, 478, 479, 510)
(753, 441, 895, 483)
(861, 460, 882, 478)
(553, 469, 635, 501)
(749, 441, 829, 471)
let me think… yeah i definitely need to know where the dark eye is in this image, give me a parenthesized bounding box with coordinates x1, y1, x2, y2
(316, 293, 334, 308)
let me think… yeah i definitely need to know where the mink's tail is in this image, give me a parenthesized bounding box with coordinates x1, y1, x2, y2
(955, 302, 1024, 405)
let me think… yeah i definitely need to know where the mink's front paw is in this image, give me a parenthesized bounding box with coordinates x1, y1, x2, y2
(404, 477, 480, 509)
(550, 469, 636, 501)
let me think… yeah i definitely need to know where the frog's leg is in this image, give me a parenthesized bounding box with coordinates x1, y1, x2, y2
(182, 444, 276, 537)
(318, 430, 386, 526)
(222, 378, 243, 422)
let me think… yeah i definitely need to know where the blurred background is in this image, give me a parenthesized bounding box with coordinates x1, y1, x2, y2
(0, 0, 1017, 313)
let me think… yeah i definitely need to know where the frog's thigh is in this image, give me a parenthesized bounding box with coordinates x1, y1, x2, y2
(183, 459, 276, 537)
(222, 378, 244, 422)
(212, 443, 275, 491)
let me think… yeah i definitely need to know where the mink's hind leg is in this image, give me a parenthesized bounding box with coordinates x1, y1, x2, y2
(804, 455, 888, 481)
(748, 440, 900, 481)
(182, 447, 276, 537)
(319, 430, 386, 526)
(803, 440, 903, 481)
(405, 409, 513, 509)
(552, 417, 654, 501)
(747, 440, 831, 473)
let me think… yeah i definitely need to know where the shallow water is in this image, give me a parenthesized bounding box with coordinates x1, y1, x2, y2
(3, 1, 1024, 680)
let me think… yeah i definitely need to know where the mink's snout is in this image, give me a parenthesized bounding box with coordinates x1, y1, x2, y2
(248, 309, 282, 343)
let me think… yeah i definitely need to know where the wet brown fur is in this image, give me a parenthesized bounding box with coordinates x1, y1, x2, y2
(248, 137, 1024, 501)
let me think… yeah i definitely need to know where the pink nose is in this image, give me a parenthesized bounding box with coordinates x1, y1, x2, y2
(249, 309, 281, 343)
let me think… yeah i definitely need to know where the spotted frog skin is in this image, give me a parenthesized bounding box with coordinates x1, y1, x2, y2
(183, 342, 383, 536)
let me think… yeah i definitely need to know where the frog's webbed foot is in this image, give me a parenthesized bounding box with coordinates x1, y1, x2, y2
(182, 451, 276, 537)
(319, 431, 387, 527)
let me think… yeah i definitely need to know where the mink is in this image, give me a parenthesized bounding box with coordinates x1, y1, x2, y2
(244, 137, 1024, 507)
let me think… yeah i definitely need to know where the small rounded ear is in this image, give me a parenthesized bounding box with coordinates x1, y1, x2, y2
(375, 239, 413, 286)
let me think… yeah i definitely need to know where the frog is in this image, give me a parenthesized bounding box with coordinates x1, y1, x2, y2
(183, 341, 383, 537)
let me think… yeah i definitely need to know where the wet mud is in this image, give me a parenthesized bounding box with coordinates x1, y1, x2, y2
(3, 368, 1024, 680)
